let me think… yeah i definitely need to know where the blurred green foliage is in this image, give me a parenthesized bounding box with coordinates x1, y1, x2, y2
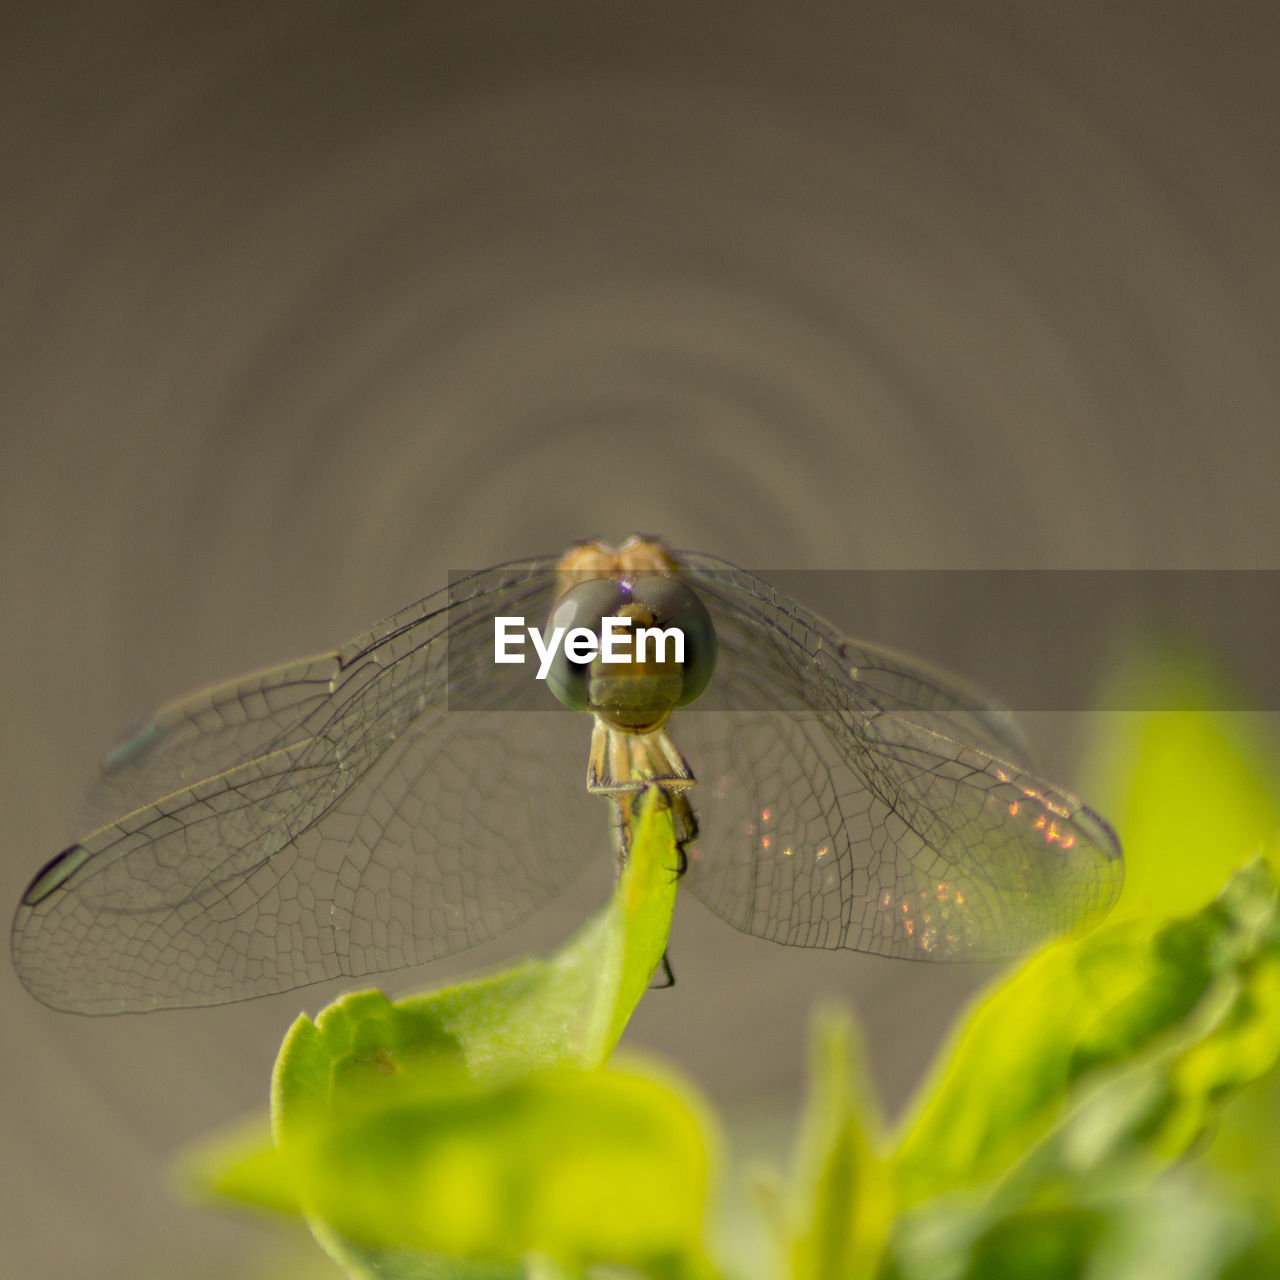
(186, 648, 1280, 1279)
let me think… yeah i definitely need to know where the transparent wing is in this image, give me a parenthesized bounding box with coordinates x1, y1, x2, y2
(675, 560, 1122, 959)
(678, 553, 1034, 764)
(13, 543, 1124, 1014)
(12, 558, 604, 1014)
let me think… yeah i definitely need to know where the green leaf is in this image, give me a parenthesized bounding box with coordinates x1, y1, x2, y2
(187, 789, 685, 1254)
(290, 1059, 715, 1278)
(887, 1175, 1263, 1280)
(893, 643, 1280, 1206)
(1200, 1046, 1280, 1211)
(273, 786, 679, 1139)
(783, 1010, 891, 1280)
(262, 788, 716, 1277)
(178, 1113, 300, 1217)
(893, 858, 1280, 1205)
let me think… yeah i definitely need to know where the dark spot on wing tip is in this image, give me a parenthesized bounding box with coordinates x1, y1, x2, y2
(101, 718, 161, 774)
(1079, 804, 1123, 861)
(21, 843, 90, 906)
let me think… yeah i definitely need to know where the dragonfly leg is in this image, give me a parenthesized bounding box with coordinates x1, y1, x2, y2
(615, 783, 696, 881)
(592, 723, 699, 989)
(669, 788, 698, 880)
(649, 950, 676, 989)
(606, 786, 688, 990)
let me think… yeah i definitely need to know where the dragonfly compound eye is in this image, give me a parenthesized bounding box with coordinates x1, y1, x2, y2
(625, 577, 718, 707)
(542, 578, 631, 712)
(542, 575, 718, 731)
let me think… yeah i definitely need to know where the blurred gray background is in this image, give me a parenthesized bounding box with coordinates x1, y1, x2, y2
(2, 3, 1278, 1276)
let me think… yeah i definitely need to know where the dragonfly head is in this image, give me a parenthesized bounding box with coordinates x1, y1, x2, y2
(543, 567, 718, 733)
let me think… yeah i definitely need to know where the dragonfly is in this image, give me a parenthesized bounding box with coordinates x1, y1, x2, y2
(12, 536, 1123, 1014)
